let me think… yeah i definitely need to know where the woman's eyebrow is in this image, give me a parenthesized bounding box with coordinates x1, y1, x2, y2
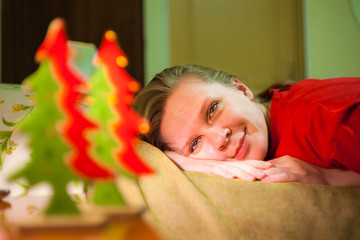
(180, 96, 211, 154)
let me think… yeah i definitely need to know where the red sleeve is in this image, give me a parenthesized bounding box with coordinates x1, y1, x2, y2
(331, 103, 360, 174)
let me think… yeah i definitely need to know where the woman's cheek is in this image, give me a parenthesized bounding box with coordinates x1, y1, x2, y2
(247, 134, 268, 160)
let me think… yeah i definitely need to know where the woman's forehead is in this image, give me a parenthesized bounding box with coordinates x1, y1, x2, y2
(176, 79, 226, 93)
(166, 81, 208, 116)
(168, 80, 235, 108)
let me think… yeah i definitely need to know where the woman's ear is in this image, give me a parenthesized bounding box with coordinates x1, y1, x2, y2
(231, 77, 254, 100)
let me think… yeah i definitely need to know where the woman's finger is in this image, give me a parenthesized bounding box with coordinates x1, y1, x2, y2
(241, 160, 273, 169)
(205, 163, 255, 181)
(225, 161, 271, 179)
(225, 159, 273, 170)
(223, 162, 266, 180)
(261, 172, 298, 183)
(196, 162, 238, 179)
(207, 166, 241, 179)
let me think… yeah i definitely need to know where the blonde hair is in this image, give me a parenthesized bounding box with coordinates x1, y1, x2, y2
(132, 65, 237, 151)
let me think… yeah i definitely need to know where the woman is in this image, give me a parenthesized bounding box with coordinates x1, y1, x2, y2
(133, 65, 360, 186)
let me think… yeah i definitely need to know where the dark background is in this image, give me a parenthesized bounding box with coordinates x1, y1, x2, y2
(2, 0, 144, 84)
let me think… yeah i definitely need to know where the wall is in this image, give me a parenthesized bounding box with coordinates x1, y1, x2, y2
(3, 1, 358, 84)
(168, 0, 304, 94)
(143, 0, 170, 84)
(303, 0, 360, 78)
(144, 0, 360, 85)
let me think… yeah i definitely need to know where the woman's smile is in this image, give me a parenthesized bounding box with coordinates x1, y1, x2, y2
(235, 128, 248, 159)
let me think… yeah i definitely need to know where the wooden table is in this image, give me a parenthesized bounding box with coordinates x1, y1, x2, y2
(0, 195, 163, 240)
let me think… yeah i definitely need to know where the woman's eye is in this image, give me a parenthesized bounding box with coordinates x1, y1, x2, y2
(208, 101, 219, 120)
(190, 137, 201, 153)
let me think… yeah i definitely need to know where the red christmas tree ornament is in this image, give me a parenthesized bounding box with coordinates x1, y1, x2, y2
(37, 18, 115, 180)
(94, 30, 152, 174)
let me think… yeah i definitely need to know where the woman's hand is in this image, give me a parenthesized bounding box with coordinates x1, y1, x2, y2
(261, 155, 360, 186)
(164, 151, 272, 181)
(261, 155, 327, 184)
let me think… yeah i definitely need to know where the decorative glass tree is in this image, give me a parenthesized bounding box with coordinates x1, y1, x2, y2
(87, 30, 153, 205)
(10, 18, 153, 214)
(9, 19, 89, 215)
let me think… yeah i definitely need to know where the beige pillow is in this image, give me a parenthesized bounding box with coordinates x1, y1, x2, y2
(118, 141, 360, 240)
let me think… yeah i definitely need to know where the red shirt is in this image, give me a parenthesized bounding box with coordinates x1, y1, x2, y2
(269, 77, 360, 174)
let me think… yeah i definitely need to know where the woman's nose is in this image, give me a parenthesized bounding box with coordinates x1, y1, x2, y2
(210, 127, 231, 150)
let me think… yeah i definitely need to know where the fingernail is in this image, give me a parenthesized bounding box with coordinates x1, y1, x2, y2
(247, 176, 256, 181)
(226, 174, 235, 179)
(258, 172, 266, 179)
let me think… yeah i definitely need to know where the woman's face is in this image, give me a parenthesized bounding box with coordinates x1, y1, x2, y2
(160, 78, 269, 161)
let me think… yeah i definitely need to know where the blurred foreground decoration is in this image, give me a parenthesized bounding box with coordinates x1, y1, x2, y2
(88, 30, 153, 205)
(9, 18, 152, 215)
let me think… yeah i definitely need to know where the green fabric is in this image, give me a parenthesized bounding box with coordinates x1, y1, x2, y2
(119, 141, 360, 240)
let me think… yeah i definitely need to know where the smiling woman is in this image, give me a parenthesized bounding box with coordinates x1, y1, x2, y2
(133, 64, 360, 186)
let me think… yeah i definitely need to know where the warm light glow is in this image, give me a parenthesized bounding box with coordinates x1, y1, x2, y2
(108, 95, 118, 106)
(105, 30, 117, 41)
(128, 81, 140, 93)
(139, 122, 150, 134)
(116, 56, 128, 68)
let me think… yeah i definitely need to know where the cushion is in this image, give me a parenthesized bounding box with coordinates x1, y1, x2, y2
(117, 141, 360, 240)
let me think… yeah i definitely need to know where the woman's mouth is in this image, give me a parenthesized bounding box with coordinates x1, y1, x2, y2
(235, 128, 248, 159)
